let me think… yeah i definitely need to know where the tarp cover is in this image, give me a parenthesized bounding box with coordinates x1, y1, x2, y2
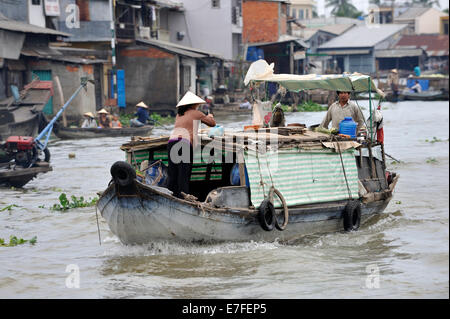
(244, 148, 360, 208)
(244, 59, 384, 95)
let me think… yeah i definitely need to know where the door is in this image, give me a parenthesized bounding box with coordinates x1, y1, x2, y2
(32, 70, 53, 115)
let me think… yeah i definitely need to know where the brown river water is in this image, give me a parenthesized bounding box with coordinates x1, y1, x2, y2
(0, 100, 448, 299)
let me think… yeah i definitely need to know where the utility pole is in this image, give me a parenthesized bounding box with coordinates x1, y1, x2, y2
(109, 0, 117, 106)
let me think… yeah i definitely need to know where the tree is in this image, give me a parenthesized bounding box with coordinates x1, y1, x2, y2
(325, 0, 363, 18)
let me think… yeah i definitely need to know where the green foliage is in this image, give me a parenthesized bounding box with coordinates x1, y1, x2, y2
(0, 235, 37, 247)
(315, 126, 339, 135)
(47, 193, 98, 211)
(297, 101, 328, 112)
(275, 101, 327, 113)
(0, 204, 19, 212)
(425, 137, 446, 144)
(426, 158, 438, 164)
(326, 0, 362, 18)
(119, 112, 174, 127)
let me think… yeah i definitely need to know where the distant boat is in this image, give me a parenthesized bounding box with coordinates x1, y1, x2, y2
(399, 90, 447, 101)
(53, 125, 154, 139)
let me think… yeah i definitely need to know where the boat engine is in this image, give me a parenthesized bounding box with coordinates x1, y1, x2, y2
(3, 136, 39, 168)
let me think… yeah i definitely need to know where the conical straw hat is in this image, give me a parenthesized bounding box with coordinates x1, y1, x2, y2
(83, 112, 95, 118)
(97, 108, 109, 114)
(136, 101, 148, 108)
(391, 69, 398, 73)
(176, 91, 206, 108)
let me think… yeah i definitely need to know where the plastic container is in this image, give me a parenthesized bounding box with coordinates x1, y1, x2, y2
(208, 125, 224, 137)
(230, 163, 250, 186)
(339, 117, 357, 138)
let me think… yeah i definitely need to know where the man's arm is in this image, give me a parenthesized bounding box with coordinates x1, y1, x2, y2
(320, 107, 332, 128)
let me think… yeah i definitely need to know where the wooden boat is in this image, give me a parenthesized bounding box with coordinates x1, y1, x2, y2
(0, 162, 52, 188)
(399, 90, 447, 101)
(97, 61, 399, 244)
(0, 79, 52, 141)
(210, 103, 252, 116)
(53, 125, 153, 139)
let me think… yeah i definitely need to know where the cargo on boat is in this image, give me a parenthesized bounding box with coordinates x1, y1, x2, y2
(97, 60, 399, 244)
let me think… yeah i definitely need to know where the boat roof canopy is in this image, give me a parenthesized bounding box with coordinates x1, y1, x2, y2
(244, 60, 384, 95)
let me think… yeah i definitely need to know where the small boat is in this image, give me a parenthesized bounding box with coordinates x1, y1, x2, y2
(97, 60, 399, 244)
(0, 78, 91, 187)
(0, 79, 52, 141)
(210, 103, 252, 116)
(0, 162, 52, 188)
(53, 125, 154, 139)
(399, 90, 447, 101)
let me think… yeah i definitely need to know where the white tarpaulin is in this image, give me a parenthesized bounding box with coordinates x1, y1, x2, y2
(244, 59, 385, 96)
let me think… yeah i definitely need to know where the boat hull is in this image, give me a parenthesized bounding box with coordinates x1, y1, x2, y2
(54, 126, 153, 139)
(0, 164, 52, 188)
(97, 181, 393, 244)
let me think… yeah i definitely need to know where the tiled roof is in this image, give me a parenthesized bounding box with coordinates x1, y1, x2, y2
(395, 34, 449, 56)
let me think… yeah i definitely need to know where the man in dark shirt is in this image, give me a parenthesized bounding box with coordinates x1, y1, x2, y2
(130, 101, 149, 127)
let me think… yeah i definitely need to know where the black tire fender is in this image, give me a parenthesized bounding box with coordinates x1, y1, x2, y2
(110, 161, 136, 187)
(258, 199, 275, 231)
(343, 200, 361, 231)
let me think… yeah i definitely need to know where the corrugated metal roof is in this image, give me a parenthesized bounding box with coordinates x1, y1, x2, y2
(137, 38, 223, 59)
(375, 48, 425, 58)
(395, 34, 449, 57)
(244, 149, 359, 208)
(0, 13, 70, 37)
(247, 36, 310, 49)
(318, 24, 408, 49)
(395, 7, 430, 20)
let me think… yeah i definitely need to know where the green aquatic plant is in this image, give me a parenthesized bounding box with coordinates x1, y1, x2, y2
(425, 137, 446, 144)
(0, 235, 37, 247)
(297, 101, 328, 112)
(0, 204, 20, 212)
(44, 193, 98, 211)
(426, 158, 438, 164)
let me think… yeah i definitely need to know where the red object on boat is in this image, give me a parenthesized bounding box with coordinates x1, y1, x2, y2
(5, 136, 35, 151)
(377, 127, 384, 144)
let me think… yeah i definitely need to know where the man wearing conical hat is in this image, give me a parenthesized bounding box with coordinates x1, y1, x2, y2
(130, 101, 149, 127)
(97, 108, 111, 128)
(81, 111, 97, 128)
(167, 91, 216, 199)
(387, 69, 399, 101)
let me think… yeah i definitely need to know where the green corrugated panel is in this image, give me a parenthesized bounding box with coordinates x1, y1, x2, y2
(244, 148, 360, 208)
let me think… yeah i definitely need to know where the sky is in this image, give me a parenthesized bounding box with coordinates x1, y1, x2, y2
(315, 0, 449, 17)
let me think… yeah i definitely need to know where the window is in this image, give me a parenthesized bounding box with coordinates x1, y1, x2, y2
(306, 9, 309, 19)
(299, 9, 304, 20)
(292, 8, 296, 19)
(212, 0, 220, 8)
(31, 0, 40, 5)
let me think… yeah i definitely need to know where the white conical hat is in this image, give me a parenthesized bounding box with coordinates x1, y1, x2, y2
(83, 112, 95, 118)
(97, 108, 109, 114)
(136, 101, 148, 108)
(176, 91, 206, 108)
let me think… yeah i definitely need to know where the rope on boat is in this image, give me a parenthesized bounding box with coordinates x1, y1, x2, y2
(332, 135, 353, 201)
(95, 206, 102, 246)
